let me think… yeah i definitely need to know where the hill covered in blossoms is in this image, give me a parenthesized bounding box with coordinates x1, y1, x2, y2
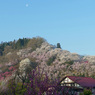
(0, 37, 95, 93)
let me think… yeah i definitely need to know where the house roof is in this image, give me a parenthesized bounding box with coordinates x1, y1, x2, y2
(61, 76, 95, 88)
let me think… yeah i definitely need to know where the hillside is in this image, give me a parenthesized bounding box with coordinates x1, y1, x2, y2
(0, 37, 95, 93)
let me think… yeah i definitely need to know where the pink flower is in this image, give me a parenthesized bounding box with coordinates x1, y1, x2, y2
(9, 66, 14, 70)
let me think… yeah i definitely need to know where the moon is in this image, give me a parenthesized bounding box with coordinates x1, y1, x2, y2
(26, 4, 29, 7)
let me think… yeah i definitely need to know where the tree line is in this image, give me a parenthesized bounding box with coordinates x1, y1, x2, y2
(0, 37, 45, 56)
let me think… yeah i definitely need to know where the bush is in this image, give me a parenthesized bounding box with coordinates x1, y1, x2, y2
(7, 79, 27, 95)
(83, 89, 92, 95)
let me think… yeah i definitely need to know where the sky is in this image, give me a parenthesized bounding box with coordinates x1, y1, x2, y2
(0, 0, 95, 55)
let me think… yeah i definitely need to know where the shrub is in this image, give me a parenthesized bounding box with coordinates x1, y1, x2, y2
(7, 79, 27, 95)
(83, 89, 92, 95)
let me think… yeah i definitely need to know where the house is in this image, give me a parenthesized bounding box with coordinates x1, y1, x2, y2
(59, 76, 95, 95)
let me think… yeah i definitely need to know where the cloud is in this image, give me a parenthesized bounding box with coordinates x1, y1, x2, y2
(26, 4, 29, 7)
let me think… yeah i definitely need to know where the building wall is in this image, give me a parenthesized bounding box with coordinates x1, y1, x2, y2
(61, 77, 82, 88)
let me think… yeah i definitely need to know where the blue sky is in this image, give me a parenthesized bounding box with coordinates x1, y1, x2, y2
(0, 0, 95, 55)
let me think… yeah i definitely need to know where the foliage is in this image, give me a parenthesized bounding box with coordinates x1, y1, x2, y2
(0, 38, 30, 56)
(7, 79, 27, 95)
(0, 37, 95, 95)
(27, 37, 45, 51)
(47, 56, 56, 66)
(29, 58, 38, 69)
(83, 89, 92, 95)
(80, 89, 92, 95)
(1, 67, 82, 95)
(6, 68, 61, 95)
(64, 60, 74, 65)
(0, 37, 45, 56)
(15, 38, 30, 49)
(57, 43, 61, 48)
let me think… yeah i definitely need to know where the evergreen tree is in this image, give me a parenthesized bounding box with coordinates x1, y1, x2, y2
(57, 43, 61, 48)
